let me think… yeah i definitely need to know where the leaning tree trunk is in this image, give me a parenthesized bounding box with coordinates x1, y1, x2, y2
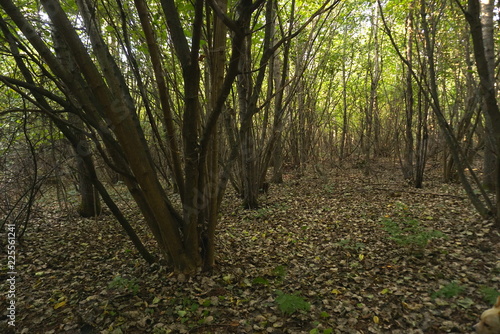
(417, 0, 491, 218)
(379, 0, 494, 220)
(1, 0, 254, 272)
(465, 0, 500, 227)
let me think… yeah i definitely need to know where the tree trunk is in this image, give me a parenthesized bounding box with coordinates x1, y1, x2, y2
(363, 3, 381, 173)
(465, 0, 500, 227)
(235, 0, 280, 209)
(73, 120, 101, 217)
(417, 0, 491, 217)
(52, 29, 101, 217)
(340, 23, 350, 161)
(402, 6, 415, 182)
(414, 85, 428, 188)
(270, 1, 288, 185)
(203, 0, 228, 269)
(237, 31, 259, 209)
(479, 0, 496, 191)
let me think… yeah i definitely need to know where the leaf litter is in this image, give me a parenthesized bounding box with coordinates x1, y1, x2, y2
(1, 163, 499, 333)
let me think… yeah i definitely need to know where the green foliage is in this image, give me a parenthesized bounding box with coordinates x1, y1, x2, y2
(310, 328, 333, 334)
(381, 202, 446, 253)
(382, 218, 444, 249)
(252, 277, 270, 286)
(333, 238, 366, 251)
(479, 286, 500, 305)
(252, 265, 286, 287)
(152, 328, 168, 334)
(272, 265, 287, 278)
(108, 276, 139, 295)
(174, 297, 202, 324)
(432, 281, 465, 299)
(247, 207, 272, 220)
(323, 184, 335, 194)
(166, 296, 214, 325)
(310, 312, 333, 334)
(275, 290, 311, 315)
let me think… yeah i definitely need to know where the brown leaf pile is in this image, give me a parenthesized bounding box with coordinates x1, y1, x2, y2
(1, 163, 499, 333)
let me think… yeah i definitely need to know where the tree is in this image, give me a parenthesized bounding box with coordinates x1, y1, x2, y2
(401, 2, 415, 182)
(52, 29, 102, 217)
(379, 0, 494, 220)
(0, 0, 342, 272)
(460, 0, 500, 227)
(227, 0, 338, 208)
(0, 13, 102, 218)
(0, 0, 259, 273)
(477, 0, 496, 191)
(365, 2, 382, 171)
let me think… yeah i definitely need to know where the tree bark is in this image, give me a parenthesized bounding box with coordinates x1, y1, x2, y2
(203, 0, 228, 270)
(51, 29, 101, 217)
(479, 0, 496, 191)
(465, 0, 500, 227)
(402, 6, 415, 182)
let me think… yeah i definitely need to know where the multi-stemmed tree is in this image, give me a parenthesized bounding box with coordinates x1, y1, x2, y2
(0, 0, 340, 272)
(0, 0, 262, 272)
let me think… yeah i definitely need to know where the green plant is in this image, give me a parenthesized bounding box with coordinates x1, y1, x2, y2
(169, 297, 205, 325)
(432, 281, 465, 299)
(323, 184, 335, 194)
(152, 328, 168, 334)
(253, 207, 271, 219)
(108, 276, 139, 295)
(333, 238, 365, 251)
(273, 203, 290, 211)
(272, 265, 287, 278)
(252, 277, 270, 286)
(310, 329, 333, 334)
(479, 286, 500, 305)
(275, 290, 311, 315)
(381, 202, 446, 253)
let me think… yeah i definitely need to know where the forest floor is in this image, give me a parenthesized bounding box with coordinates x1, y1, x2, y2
(1, 160, 500, 334)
